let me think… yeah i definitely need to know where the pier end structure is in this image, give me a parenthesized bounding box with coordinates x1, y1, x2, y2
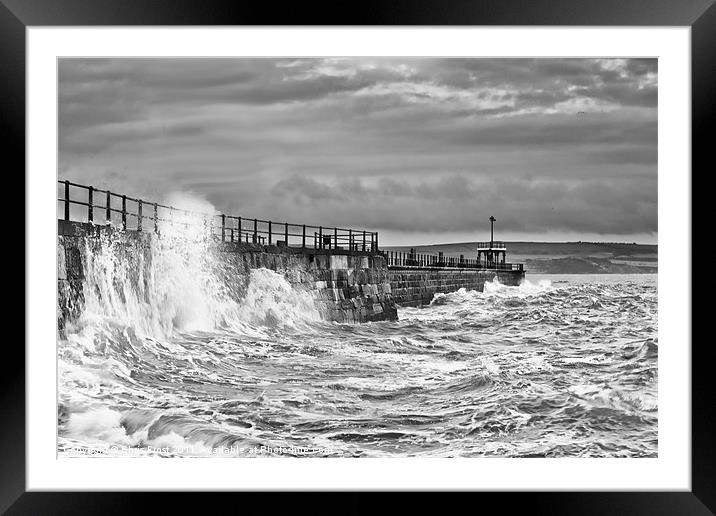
(383, 218, 525, 307)
(385, 243, 525, 307)
(387, 267, 524, 307)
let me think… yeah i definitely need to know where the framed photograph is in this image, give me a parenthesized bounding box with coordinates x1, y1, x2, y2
(8, 0, 713, 512)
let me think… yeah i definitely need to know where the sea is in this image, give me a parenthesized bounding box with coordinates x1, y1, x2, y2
(57, 226, 658, 458)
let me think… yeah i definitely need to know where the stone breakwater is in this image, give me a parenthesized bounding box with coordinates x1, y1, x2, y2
(57, 221, 525, 329)
(57, 221, 397, 331)
(388, 268, 524, 307)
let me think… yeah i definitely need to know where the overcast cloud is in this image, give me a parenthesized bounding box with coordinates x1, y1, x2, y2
(59, 58, 657, 245)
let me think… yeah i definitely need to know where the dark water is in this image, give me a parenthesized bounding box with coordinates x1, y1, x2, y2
(58, 233, 657, 459)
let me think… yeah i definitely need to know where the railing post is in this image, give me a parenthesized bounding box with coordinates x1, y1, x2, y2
(253, 219, 258, 243)
(319, 226, 323, 249)
(238, 217, 242, 242)
(285, 223, 289, 247)
(137, 200, 142, 231)
(121, 195, 127, 230)
(87, 186, 93, 223)
(221, 214, 226, 241)
(302, 224, 306, 248)
(334, 227, 337, 250)
(362, 230, 366, 252)
(230, 227, 234, 242)
(349, 229, 352, 251)
(375, 232, 379, 251)
(106, 191, 111, 224)
(268, 221, 272, 245)
(64, 180, 70, 220)
(153, 203, 158, 233)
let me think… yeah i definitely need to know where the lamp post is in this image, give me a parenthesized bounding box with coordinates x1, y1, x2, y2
(489, 215, 496, 248)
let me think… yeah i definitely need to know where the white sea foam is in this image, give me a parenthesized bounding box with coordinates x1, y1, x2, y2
(67, 194, 320, 343)
(482, 277, 553, 296)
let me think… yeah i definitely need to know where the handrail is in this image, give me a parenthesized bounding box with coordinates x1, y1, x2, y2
(384, 248, 523, 271)
(57, 179, 380, 252)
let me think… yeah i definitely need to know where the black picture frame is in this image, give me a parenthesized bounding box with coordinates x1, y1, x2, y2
(5, 0, 713, 513)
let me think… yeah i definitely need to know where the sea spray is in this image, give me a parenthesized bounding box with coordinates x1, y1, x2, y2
(67, 210, 321, 342)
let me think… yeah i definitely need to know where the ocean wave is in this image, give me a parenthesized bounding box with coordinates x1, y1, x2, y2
(66, 228, 321, 344)
(58, 258, 658, 457)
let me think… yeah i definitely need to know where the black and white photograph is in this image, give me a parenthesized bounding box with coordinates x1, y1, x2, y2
(56, 57, 658, 459)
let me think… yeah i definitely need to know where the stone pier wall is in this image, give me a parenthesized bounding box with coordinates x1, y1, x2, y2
(57, 221, 397, 331)
(388, 267, 525, 307)
(58, 221, 526, 329)
(217, 241, 397, 323)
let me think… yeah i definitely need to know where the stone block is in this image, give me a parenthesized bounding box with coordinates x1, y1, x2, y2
(330, 255, 349, 270)
(57, 241, 67, 280)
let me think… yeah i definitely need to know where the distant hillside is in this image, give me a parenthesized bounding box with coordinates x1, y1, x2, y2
(382, 241, 657, 274)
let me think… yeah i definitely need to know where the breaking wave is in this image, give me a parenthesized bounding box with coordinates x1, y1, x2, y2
(67, 204, 320, 342)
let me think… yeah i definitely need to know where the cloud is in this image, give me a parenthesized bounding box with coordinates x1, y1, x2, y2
(58, 57, 657, 242)
(266, 174, 656, 236)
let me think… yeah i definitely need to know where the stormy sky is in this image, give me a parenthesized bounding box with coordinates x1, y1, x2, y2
(58, 58, 657, 245)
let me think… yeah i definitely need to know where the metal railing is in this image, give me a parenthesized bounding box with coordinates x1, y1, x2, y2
(386, 249, 523, 271)
(476, 241, 506, 249)
(57, 180, 379, 252)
